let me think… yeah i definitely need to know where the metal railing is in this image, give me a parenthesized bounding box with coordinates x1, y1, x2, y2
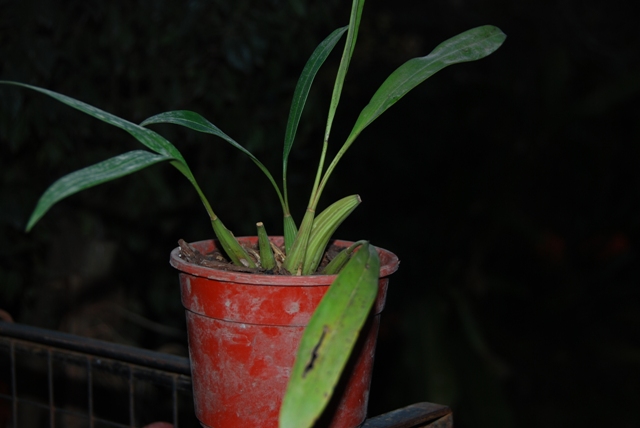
(1, 321, 452, 428)
(0, 321, 195, 427)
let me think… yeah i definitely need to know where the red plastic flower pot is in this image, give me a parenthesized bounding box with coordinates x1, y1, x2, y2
(170, 237, 399, 428)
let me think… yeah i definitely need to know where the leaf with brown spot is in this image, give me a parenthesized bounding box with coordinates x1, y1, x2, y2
(279, 242, 379, 428)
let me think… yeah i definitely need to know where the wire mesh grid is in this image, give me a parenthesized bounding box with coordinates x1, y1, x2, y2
(1, 321, 453, 428)
(0, 322, 197, 428)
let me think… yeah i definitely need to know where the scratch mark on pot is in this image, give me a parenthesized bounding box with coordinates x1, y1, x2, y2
(220, 330, 251, 346)
(303, 325, 328, 378)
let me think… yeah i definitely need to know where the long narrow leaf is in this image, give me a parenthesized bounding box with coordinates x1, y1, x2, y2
(2, 80, 253, 267)
(348, 25, 506, 140)
(0, 80, 208, 207)
(141, 110, 286, 210)
(279, 242, 380, 428)
(283, 26, 348, 202)
(0, 81, 186, 162)
(323, 0, 365, 143)
(141, 110, 248, 155)
(291, 1, 365, 265)
(315, 25, 506, 199)
(26, 150, 172, 231)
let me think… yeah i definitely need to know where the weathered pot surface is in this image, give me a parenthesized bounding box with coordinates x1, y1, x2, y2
(170, 237, 399, 428)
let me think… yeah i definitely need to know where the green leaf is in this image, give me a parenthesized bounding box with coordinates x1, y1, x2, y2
(315, 25, 506, 199)
(304, 1, 365, 214)
(321, 240, 367, 275)
(0, 81, 254, 266)
(323, 0, 364, 143)
(0, 81, 186, 162)
(283, 26, 348, 206)
(283, 209, 315, 275)
(141, 110, 249, 158)
(141, 110, 286, 210)
(288, 2, 366, 273)
(279, 242, 380, 428)
(0, 80, 213, 220)
(303, 194, 361, 275)
(283, 214, 298, 254)
(0, 80, 208, 224)
(257, 222, 276, 270)
(349, 25, 506, 140)
(211, 217, 256, 268)
(26, 150, 171, 231)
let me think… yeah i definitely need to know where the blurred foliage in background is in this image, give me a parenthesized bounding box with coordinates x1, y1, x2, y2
(1, 0, 639, 427)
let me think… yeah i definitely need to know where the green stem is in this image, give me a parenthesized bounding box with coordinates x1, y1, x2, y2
(169, 160, 255, 267)
(306, 0, 364, 213)
(314, 130, 360, 201)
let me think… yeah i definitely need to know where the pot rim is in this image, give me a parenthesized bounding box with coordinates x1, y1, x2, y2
(170, 236, 399, 286)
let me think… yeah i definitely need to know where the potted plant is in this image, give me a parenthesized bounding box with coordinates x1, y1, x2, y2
(1, 1, 505, 426)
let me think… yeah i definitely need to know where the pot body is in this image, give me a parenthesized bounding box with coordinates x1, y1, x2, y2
(170, 237, 399, 428)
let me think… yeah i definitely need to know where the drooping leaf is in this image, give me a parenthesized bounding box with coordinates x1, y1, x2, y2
(141, 110, 285, 209)
(0, 80, 207, 216)
(279, 242, 380, 428)
(141, 110, 257, 164)
(0, 81, 186, 162)
(26, 150, 172, 231)
(1, 81, 254, 267)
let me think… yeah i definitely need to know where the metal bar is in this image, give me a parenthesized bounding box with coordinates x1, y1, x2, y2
(128, 366, 135, 427)
(1, 321, 193, 427)
(0, 321, 190, 376)
(172, 375, 179, 428)
(362, 402, 452, 428)
(47, 349, 54, 428)
(2, 321, 454, 428)
(10, 341, 17, 428)
(87, 356, 95, 428)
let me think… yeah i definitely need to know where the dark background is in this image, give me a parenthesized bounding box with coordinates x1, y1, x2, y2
(1, 1, 639, 426)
